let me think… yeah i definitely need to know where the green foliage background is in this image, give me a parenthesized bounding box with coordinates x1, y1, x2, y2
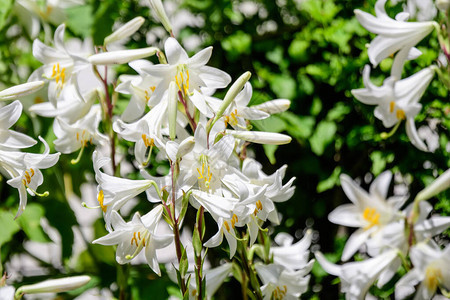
(0, 0, 448, 299)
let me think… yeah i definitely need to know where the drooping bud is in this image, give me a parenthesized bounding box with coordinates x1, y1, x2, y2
(0, 81, 45, 101)
(16, 276, 90, 296)
(176, 136, 195, 159)
(88, 47, 158, 65)
(226, 130, 291, 145)
(148, 0, 173, 34)
(104, 17, 145, 45)
(252, 99, 291, 114)
(168, 81, 178, 140)
(436, 0, 450, 11)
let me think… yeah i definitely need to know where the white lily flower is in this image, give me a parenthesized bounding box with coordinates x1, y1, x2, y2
(16, 275, 90, 295)
(5, 136, 60, 218)
(315, 250, 398, 300)
(354, 0, 436, 66)
(31, 24, 91, 105)
(352, 65, 435, 151)
(395, 243, 450, 300)
(0, 81, 45, 101)
(328, 171, 406, 261)
(93, 151, 165, 229)
(93, 206, 173, 275)
(0, 100, 36, 149)
(53, 105, 108, 155)
(104, 16, 145, 45)
(271, 230, 313, 271)
(404, 0, 437, 21)
(115, 60, 162, 122)
(255, 263, 313, 300)
(142, 37, 231, 107)
(0, 286, 14, 300)
(188, 263, 233, 300)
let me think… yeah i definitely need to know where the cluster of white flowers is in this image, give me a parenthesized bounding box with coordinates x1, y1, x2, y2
(1, 1, 314, 298)
(351, 0, 448, 152)
(0, 82, 60, 218)
(316, 1, 450, 299)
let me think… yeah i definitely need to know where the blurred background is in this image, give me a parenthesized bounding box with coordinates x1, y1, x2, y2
(0, 0, 448, 298)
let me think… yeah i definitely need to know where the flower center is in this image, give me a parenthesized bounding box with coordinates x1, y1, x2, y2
(126, 230, 150, 260)
(22, 168, 35, 186)
(425, 264, 442, 293)
(142, 134, 155, 148)
(144, 86, 156, 102)
(273, 285, 287, 300)
(197, 155, 212, 188)
(50, 63, 66, 86)
(175, 66, 191, 96)
(76, 130, 92, 147)
(389, 101, 406, 120)
(97, 190, 107, 213)
(362, 207, 380, 230)
(224, 109, 240, 127)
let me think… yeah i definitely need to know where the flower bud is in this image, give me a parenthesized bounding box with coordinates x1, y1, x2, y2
(252, 99, 291, 114)
(104, 17, 145, 45)
(16, 276, 90, 296)
(226, 130, 291, 145)
(148, 0, 173, 34)
(212, 71, 251, 126)
(168, 81, 178, 140)
(176, 136, 195, 159)
(415, 168, 450, 202)
(0, 81, 45, 101)
(436, 0, 450, 11)
(88, 47, 158, 65)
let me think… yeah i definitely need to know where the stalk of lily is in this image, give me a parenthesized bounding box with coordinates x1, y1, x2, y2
(209, 71, 252, 132)
(148, 0, 173, 36)
(104, 16, 145, 46)
(88, 47, 158, 65)
(15, 276, 90, 298)
(0, 81, 45, 101)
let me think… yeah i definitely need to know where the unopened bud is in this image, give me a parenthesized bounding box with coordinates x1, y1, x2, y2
(148, 0, 173, 34)
(88, 47, 158, 65)
(16, 276, 90, 296)
(168, 81, 177, 140)
(226, 130, 291, 145)
(436, 0, 450, 11)
(0, 81, 45, 101)
(252, 99, 291, 114)
(177, 136, 195, 159)
(212, 72, 251, 126)
(104, 17, 145, 45)
(415, 168, 450, 202)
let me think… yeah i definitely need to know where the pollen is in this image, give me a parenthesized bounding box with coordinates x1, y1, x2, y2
(97, 190, 107, 213)
(142, 134, 155, 148)
(175, 68, 191, 96)
(22, 168, 36, 186)
(396, 109, 406, 120)
(51, 63, 66, 85)
(389, 101, 395, 113)
(424, 264, 442, 292)
(224, 220, 230, 232)
(362, 207, 380, 230)
(224, 109, 239, 127)
(197, 161, 212, 188)
(273, 285, 287, 300)
(231, 214, 238, 228)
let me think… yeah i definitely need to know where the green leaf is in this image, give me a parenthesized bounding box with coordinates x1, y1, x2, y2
(281, 112, 315, 140)
(0, 0, 12, 31)
(92, 1, 119, 45)
(221, 31, 251, 60)
(317, 166, 341, 193)
(326, 102, 351, 122)
(263, 144, 278, 164)
(179, 246, 189, 278)
(66, 5, 94, 38)
(17, 203, 51, 243)
(0, 210, 20, 246)
(269, 74, 296, 99)
(309, 121, 337, 156)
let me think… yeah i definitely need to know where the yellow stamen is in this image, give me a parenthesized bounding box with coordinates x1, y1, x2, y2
(396, 109, 406, 120)
(231, 214, 238, 228)
(196, 161, 212, 188)
(256, 200, 263, 211)
(30, 168, 34, 176)
(131, 232, 138, 247)
(150, 86, 156, 92)
(389, 101, 395, 113)
(362, 207, 380, 230)
(97, 190, 107, 213)
(425, 265, 442, 292)
(224, 220, 230, 232)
